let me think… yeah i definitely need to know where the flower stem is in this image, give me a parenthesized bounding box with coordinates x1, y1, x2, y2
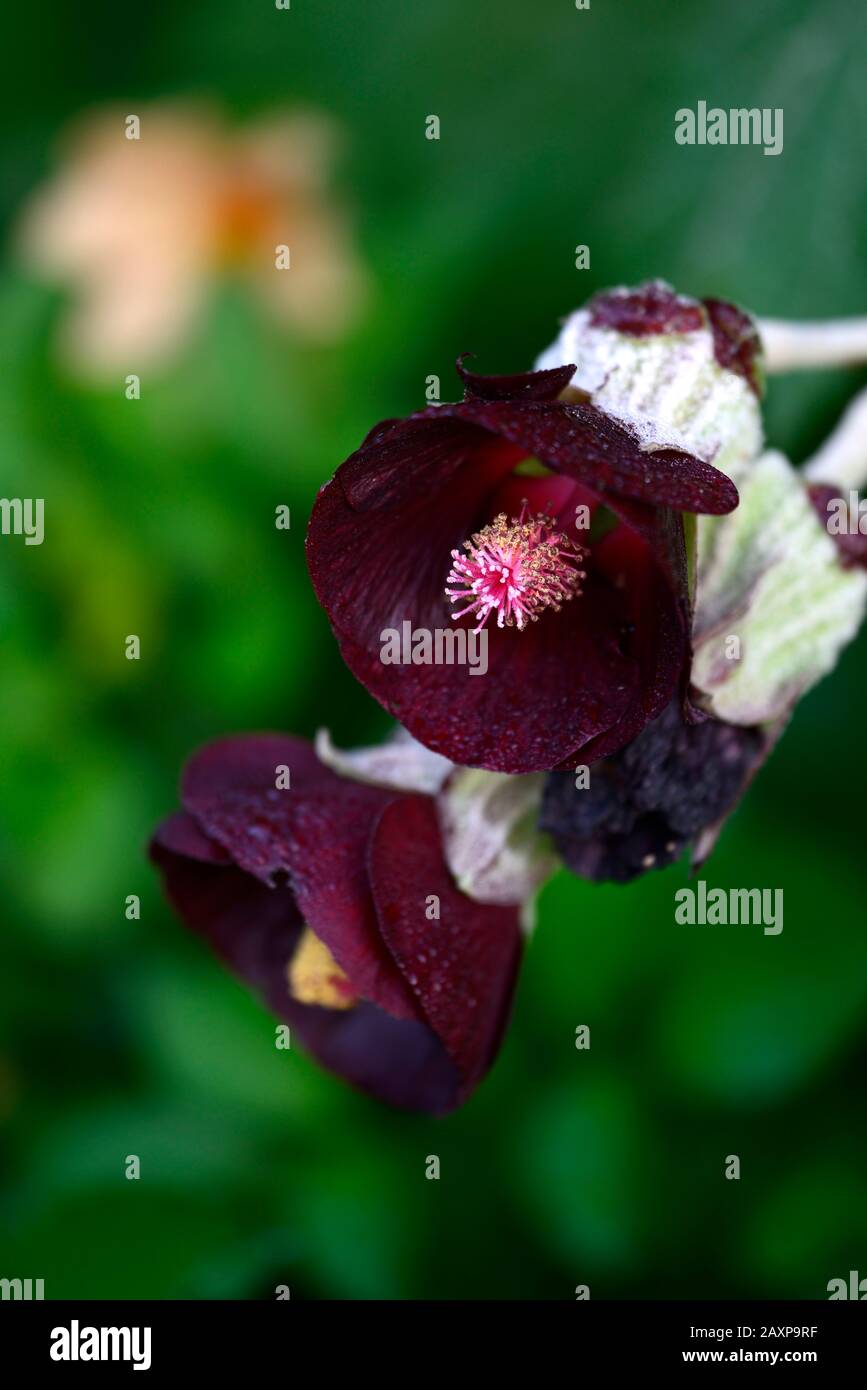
(803, 384, 867, 489)
(758, 317, 867, 373)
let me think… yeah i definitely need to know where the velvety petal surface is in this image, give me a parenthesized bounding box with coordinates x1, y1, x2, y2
(307, 364, 724, 773)
(178, 734, 419, 1019)
(442, 396, 738, 515)
(455, 353, 578, 402)
(150, 826, 461, 1112)
(150, 734, 525, 1112)
(368, 796, 523, 1098)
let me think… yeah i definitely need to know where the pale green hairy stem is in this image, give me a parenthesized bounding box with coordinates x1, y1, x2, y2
(535, 299, 764, 484)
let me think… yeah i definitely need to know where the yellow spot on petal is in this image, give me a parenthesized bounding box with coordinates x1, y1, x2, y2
(287, 928, 357, 1010)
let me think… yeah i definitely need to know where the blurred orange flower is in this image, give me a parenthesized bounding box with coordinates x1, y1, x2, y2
(17, 102, 369, 375)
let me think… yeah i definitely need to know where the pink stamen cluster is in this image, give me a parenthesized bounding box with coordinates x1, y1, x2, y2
(446, 502, 587, 634)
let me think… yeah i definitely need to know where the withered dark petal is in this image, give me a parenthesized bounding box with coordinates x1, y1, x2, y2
(703, 297, 764, 398)
(587, 282, 705, 336)
(540, 700, 766, 883)
(808, 484, 867, 570)
(455, 353, 577, 402)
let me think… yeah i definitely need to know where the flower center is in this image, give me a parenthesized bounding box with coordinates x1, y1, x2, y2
(446, 502, 587, 634)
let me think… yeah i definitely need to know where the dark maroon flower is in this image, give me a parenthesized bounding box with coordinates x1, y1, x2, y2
(539, 700, 770, 884)
(306, 359, 738, 775)
(150, 734, 522, 1114)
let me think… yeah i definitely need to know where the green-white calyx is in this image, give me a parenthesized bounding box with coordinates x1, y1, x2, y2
(535, 292, 764, 484)
(438, 768, 557, 926)
(692, 450, 867, 726)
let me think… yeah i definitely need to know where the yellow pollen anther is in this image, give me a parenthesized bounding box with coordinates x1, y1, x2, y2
(287, 927, 358, 1010)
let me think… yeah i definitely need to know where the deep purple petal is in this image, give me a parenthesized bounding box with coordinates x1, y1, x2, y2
(337, 414, 518, 516)
(152, 809, 232, 864)
(178, 734, 420, 1020)
(564, 501, 692, 766)
(808, 485, 867, 570)
(455, 354, 578, 402)
(588, 282, 705, 336)
(292, 1002, 461, 1113)
(441, 397, 738, 515)
(703, 298, 764, 398)
(308, 434, 517, 648)
(149, 837, 461, 1113)
(150, 827, 305, 995)
(368, 796, 522, 1098)
(151, 737, 521, 1112)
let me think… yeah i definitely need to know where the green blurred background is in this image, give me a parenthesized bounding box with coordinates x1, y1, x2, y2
(1, 0, 866, 1299)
